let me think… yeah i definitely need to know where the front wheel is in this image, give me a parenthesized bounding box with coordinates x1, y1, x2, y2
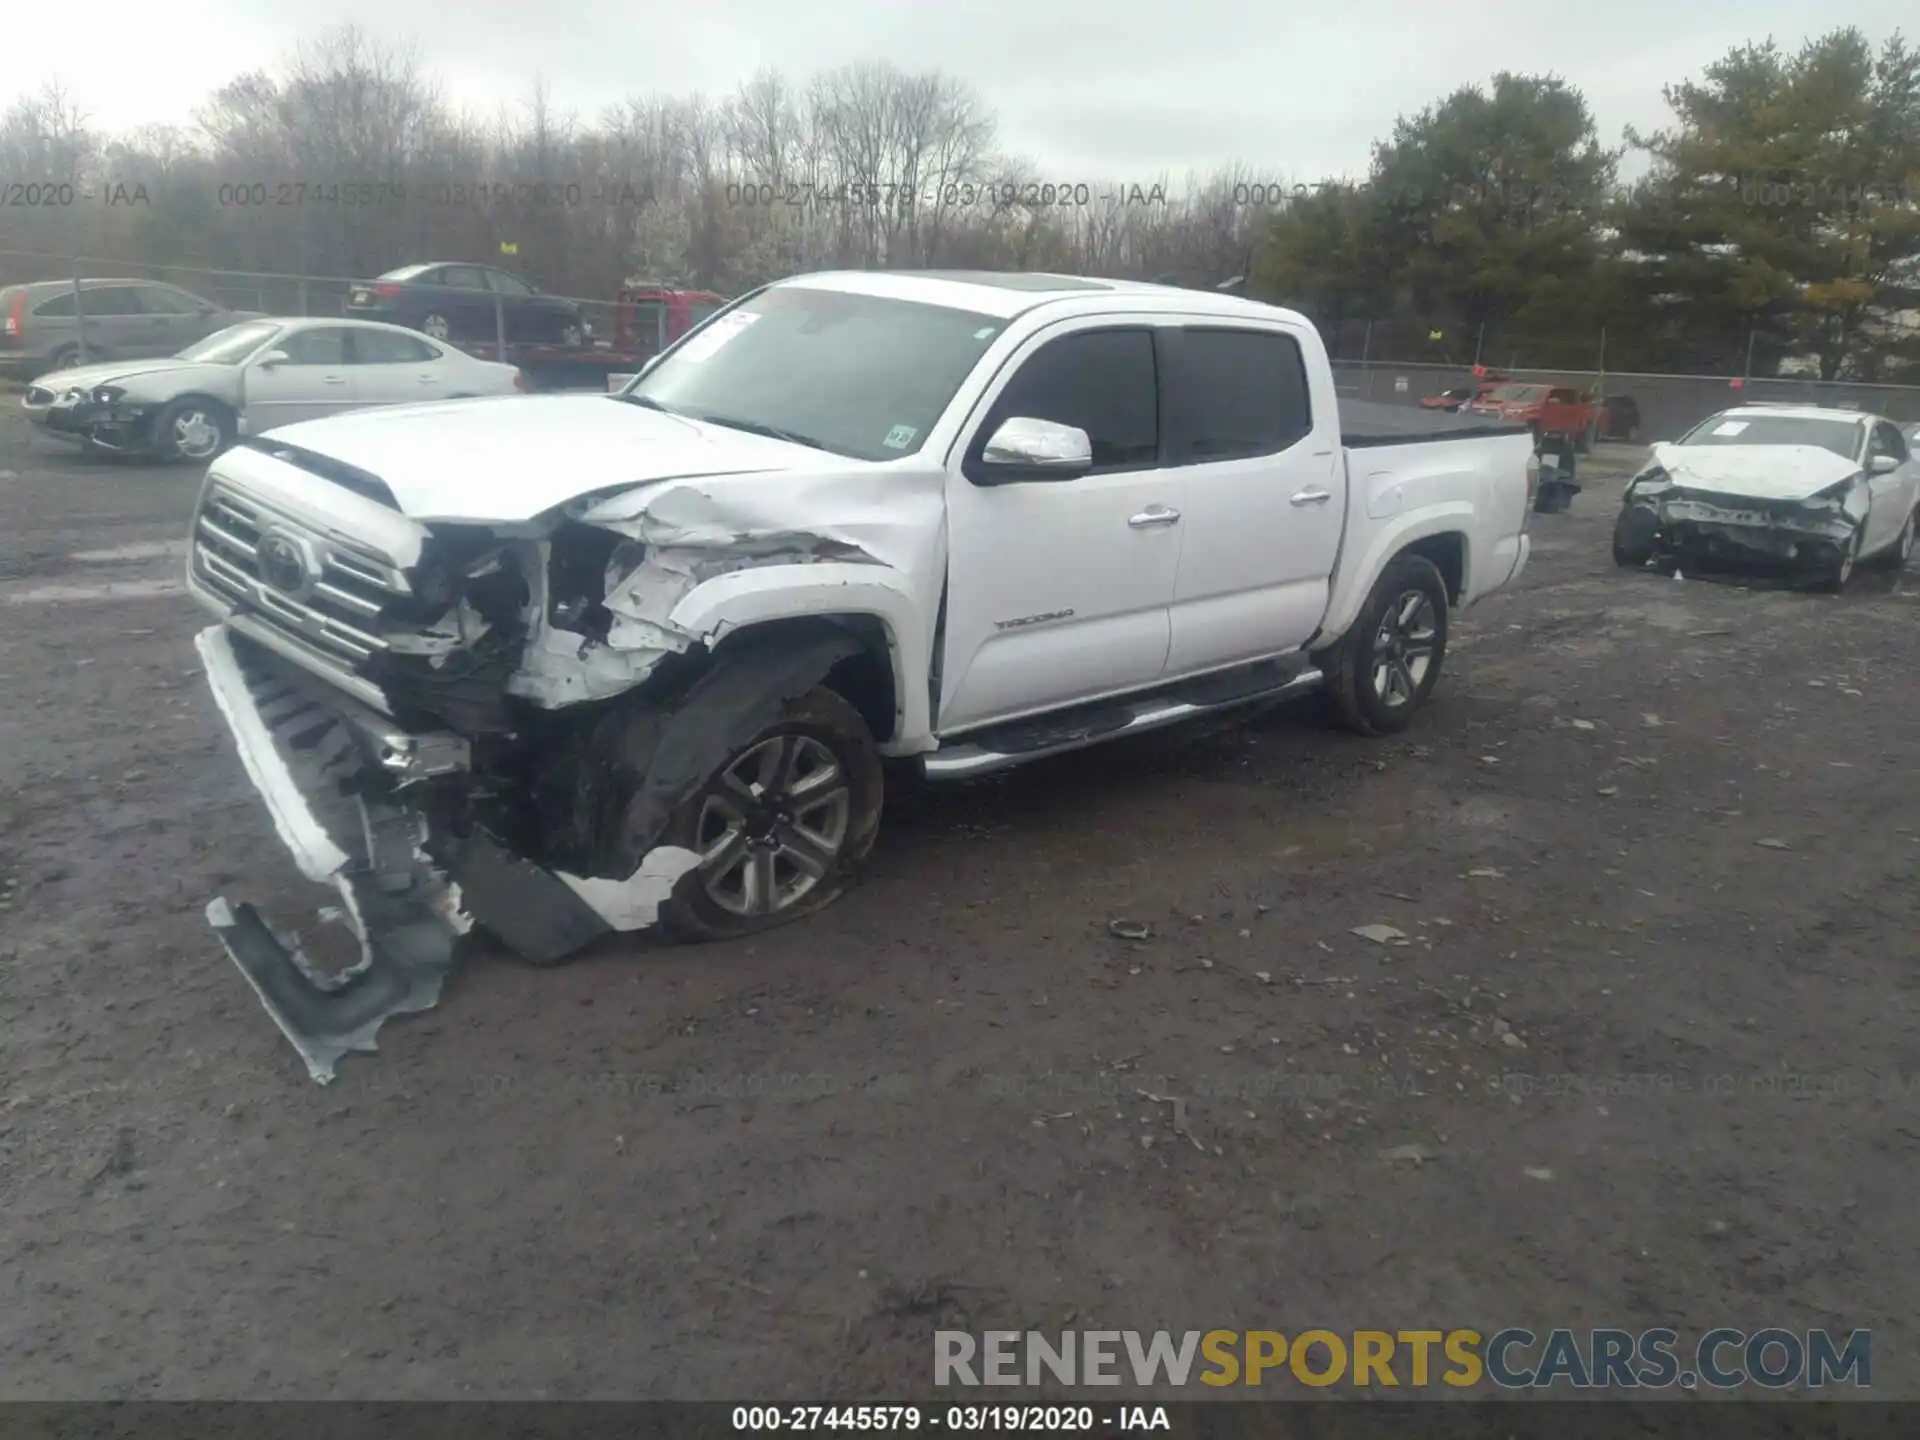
(1613, 505, 1659, 567)
(1816, 527, 1863, 593)
(154, 398, 232, 462)
(1321, 553, 1450, 736)
(656, 686, 884, 942)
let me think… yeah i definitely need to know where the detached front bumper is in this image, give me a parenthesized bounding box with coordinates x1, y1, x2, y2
(196, 624, 473, 1082)
(195, 622, 700, 1081)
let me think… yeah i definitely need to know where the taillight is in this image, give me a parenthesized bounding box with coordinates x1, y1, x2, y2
(373, 284, 403, 298)
(4, 290, 23, 336)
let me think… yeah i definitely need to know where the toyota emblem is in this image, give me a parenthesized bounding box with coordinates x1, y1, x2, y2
(256, 530, 316, 599)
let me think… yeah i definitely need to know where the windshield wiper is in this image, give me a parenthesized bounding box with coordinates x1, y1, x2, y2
(687, 412, 831, 452)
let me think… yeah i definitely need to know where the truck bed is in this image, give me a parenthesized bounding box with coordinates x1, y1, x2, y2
(1341, 399, 1530, 448)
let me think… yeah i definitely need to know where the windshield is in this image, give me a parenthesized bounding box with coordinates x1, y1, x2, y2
(622, 286, 1004, 461)
(176, 320, 283, 364)
(1678, 413, 1864, 460)
(1484, 385, 1547, 402)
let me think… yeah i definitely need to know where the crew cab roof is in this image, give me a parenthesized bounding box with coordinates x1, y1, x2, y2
(773, 269, 1294, 322)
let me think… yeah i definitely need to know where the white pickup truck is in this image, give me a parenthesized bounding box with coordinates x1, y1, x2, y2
(184, 268, 1537, 1080)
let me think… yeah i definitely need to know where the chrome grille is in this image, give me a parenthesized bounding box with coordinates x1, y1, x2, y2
(192, 482, 412, 672)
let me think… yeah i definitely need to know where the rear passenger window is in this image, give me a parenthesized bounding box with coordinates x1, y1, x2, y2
(977, 328, 1158, 475)
(1177, 328, 1311, 461)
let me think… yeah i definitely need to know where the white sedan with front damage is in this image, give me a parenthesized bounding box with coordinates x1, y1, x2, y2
(22, 317, 525, 463)
(1612, 404, 1919, 590)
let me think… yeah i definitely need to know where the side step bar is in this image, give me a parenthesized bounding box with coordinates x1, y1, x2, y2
(923, 664, 1325, 781)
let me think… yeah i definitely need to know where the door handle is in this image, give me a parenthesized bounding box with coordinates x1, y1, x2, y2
(1129, 506, 1181, 528)
(419, 374, 437, 382)
(322, 376, 347, 386)
(1290, 488, 1334, 506)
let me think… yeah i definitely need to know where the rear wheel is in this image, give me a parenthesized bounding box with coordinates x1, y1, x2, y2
(560, 319, 584, 348)
(47, 344, 81, 372)
(656, 686, 884, 942)
(420, 312, 451, 341)
(1321, 553, 1450, 736)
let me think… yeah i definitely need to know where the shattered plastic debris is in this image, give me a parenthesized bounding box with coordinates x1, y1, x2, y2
(1351, 924, 1409, 945)
(1466, 867, 1506, 880)
(1755, 838, 1793, 850)
(1378, 1143, 1436, 1165)
(1108, 919, 1152, 941)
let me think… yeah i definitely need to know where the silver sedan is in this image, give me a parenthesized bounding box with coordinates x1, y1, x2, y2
(21, 317, 525, 461)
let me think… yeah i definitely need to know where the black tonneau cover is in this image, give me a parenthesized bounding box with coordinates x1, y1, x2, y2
(1341, 399, 1529, 448)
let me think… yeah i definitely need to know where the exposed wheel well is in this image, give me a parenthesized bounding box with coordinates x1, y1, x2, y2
(708, 614, 899, 744)
(1401, 532, 1465, 604)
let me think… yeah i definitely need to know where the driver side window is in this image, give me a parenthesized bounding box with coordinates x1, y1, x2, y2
(968, 328, 1158, 482)
(1871, 422, 1907, 463)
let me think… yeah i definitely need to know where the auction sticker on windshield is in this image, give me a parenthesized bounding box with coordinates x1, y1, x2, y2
(1711, 420, 1749, 436)
(883, 424, 918, 450)
(676, 310, 758, 363)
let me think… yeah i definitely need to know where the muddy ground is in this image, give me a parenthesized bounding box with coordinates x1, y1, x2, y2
(2, 400, 1917, 1401)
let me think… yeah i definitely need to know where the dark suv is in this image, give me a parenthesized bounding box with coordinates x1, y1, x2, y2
(345, 263, 587, 347)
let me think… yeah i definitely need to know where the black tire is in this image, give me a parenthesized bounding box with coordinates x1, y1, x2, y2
(1535, 482, 1572, 515)
(420, 312, 452, 342)
(153, 397, 232, 463)
(1320, 553, 1450, 737)
(1868, 508, 1916, 572)
(47, 344, 81, 372)
(1816, 527, 1863, 593)
(1613, 506, 1659, 567)
(655, 685, 884, 942)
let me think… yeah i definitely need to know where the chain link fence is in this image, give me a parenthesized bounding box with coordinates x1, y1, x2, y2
(8, 249, 1919, 435)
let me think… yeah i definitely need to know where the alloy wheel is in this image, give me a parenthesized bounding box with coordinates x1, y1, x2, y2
(1370, 589, 1438, 709)
(694, 733, 851, 917)
(172, 409, 222, 460)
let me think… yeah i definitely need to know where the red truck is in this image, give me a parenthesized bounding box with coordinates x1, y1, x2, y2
(1465, 382, 1600, 450)
(454, 281, 726, 391)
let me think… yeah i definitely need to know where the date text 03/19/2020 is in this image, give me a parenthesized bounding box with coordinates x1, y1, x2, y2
(722, 180, 1171, 210)
(730, 1406, 1170, 1432)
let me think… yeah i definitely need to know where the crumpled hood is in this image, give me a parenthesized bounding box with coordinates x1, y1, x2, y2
(1651, 441, 1863, 502)
(257, 393, 861, 522)
(31, 357, 218, 392)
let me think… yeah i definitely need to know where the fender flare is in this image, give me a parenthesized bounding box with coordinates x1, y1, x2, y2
(1313, 505, 1475, 648)
(666, 563, 933, 749)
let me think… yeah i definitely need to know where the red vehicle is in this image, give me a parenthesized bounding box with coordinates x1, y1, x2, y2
(614, 282, 726, 357)
(1421, 372, 1510, 412)
(1466, 382, 1601, 451)
(454, 281, 726, 391)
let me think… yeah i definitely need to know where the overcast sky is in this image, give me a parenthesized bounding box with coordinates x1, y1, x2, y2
(10, 2, 1912, 181)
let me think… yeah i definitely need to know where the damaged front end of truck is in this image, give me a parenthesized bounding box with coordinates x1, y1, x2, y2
(1611, 443, 1871, 587)
(185, 430, 933, 1081)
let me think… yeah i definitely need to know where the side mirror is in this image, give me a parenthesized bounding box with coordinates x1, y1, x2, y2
(978, 416, 1092, 478)
(1869, 453, 1900, 474)
(256, 350, 289, 369)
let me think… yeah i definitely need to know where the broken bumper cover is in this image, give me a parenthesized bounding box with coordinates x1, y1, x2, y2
(1629, 490, 1858, 570)
(195, 623, 702, 1082)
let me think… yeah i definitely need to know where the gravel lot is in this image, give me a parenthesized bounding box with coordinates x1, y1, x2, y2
(3, 398, 1917, 1400)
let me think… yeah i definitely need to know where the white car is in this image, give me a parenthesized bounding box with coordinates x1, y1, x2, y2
(21, 317, 525, 462)
(1612, 403, 1919, 589)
